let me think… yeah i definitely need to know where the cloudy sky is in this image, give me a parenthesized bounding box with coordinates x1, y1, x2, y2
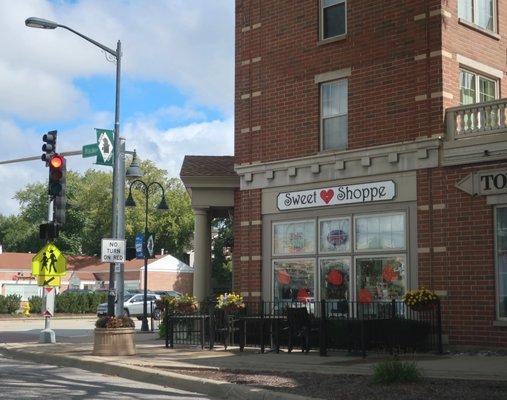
(0, 0, 234, 215)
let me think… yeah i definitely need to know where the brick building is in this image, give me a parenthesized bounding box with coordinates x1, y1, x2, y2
(182, 0, 507, 347)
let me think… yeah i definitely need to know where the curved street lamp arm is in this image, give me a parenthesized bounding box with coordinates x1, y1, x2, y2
(128, 179, 148, 194)
(147, 181, 166, 197)
(58, 24, 118, 57)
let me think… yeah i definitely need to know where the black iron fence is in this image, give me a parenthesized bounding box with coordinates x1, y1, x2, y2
(163, 299, 443, 356)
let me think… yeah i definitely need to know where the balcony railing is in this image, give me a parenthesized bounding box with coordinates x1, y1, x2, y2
(446, 98, 507, 140)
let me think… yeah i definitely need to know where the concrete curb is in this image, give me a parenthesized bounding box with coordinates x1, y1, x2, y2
(0, 315, 96, 321)
(0, 346, 324, 400)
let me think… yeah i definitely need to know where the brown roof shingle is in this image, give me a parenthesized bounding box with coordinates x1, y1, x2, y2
(180, 155, 236, 178)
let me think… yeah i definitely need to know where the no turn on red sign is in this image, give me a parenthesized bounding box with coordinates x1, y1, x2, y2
(101, 238, 126, 263)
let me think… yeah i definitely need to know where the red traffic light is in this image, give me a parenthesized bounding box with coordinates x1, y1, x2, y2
(49, 154, 64, 169)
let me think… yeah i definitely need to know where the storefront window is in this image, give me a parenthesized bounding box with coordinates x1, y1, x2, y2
(320, 257, 350, 300)
(271, 212, 408, 305)
(273, 259, 315, 303)
(496, 207, 507, 319)
(355, 213, 405, 251)
(273, 220, 316, 256)
(355, 256, 406, 303)
(319, 217, 351, 253)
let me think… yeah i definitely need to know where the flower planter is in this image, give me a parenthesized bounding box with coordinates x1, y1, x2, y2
(92, 327, 136, 356)
(409, 302, 437, 312)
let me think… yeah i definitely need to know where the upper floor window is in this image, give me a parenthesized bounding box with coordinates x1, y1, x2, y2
(459, 69, 498, 105)
(320, 0, 346, 41)
(321, 79, 348, 151)
(459, 0, 497, 32)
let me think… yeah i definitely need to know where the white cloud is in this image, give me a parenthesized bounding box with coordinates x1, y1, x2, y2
(123, 116, 234, 176)
(0, 0, 234, 117)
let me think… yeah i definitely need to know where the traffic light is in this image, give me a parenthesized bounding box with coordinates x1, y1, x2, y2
(41, 130, 57, 164)
(49, 154, 66, 225)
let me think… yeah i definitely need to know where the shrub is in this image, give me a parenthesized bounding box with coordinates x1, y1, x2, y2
(0, 295, 7, 313)
(372, 358, 421, 385)
(2, 294, 22, 314)
(55, 291, 107, 313)
(96, 316, 135, 329)
(29, 296, 43, 314)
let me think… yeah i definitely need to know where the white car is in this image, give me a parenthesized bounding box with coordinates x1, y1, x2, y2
(96, 293, 162, 320)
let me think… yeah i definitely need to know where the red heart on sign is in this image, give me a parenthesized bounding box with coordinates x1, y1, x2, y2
(320, 189, 334, 204)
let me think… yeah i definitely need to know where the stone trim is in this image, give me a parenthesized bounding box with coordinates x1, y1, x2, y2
(430, 50, 452, 59)
(435, 290, 448, 297)
(240, 256, 250, 262)
(252, 23, 261, 29)
(241, 26, 251, 32)
(431, 91, 453, 99)
(314, 67, 351, 84)
(241, 59, 250, 66)
(250, 291, 262, 297)
(252, 126, 261, 132)
(415, 94, 428, 101)
(251, 255, 262, 261)
(235, 137, 440, 190)
(418, 247, 430, 253)
(251, 220, 262, 226)
(433, 247, 446, 253)
(252, 57, 262, 63)
(240, 221, 250, 227)
(429, 8, 451, 18)
(442, 133, 507, 166)
(240, 291, 250, 297)
(414, 53, 427, 61)
(240, 93, 250, 100)
(252, 91, 262, 98)
(433, 203, 446, 210)
(418, 205, 430, 211)
(240, 128, 250, 134)
(414, 13, 426, 21)
(456, 54, 504, 79)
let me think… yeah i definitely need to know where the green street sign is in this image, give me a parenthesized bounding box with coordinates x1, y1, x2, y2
(82, 144, 99, 158)
(95, 129, 114, 166)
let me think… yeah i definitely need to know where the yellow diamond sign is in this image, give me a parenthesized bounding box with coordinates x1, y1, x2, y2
(32, 243, 67, 277)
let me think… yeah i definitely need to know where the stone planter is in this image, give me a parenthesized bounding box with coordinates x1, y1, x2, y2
(92, 327, 136, 356)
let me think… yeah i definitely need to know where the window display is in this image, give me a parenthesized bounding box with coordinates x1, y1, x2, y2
(355, 213, 405, 251)
(273, 259, 315, 303)
(319, 217, 350, 253)
(355, 256, 406, 302)
(273, 220, 316, 255)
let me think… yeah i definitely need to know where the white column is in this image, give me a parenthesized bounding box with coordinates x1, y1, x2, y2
(192, 208, 211, 301)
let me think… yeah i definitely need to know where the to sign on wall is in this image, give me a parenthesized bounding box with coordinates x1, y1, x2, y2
(277, 180, 396, 211)
(456, 169, 507, 196)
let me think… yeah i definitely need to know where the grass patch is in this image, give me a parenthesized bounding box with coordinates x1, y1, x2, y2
(372, 358, 421, 385)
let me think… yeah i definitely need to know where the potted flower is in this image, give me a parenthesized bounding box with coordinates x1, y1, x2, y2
(93, 316, 136, 356)
(403, 288, 439, 312)
(174, 294, 198, 315)
(216, 292, 245, 315)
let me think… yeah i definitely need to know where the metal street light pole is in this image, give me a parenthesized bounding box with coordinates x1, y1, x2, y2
(25, 17, 127, 316)
(126, 180, 168, 332)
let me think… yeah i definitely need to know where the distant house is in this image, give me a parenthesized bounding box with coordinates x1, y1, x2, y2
(0, 251, 193, 300)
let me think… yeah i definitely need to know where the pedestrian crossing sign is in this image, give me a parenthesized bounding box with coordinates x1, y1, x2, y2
(32, 243, 67, 277)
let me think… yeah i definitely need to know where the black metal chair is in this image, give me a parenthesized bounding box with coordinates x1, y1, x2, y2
(285, 307, 318, 353)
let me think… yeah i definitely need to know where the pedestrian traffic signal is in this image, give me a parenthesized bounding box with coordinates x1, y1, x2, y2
(41, 130, 57, 164)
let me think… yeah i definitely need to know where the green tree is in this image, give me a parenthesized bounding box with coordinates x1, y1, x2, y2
(0, 161, 194, 259)
(211, 217, 233, 291)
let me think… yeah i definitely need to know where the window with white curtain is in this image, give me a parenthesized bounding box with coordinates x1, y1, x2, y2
(459, 69, 497, 105)
(459, 0, 497, 32)
(321, 79, 348, 151)
(495, 207, 507, 320)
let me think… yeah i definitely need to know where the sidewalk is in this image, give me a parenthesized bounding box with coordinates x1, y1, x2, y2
(2, 333, 507, 399)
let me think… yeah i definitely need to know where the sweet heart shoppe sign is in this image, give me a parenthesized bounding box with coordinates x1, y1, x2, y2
(277, 180, 396, 211)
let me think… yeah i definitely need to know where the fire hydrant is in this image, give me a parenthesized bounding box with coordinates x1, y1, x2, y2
(22, 302, 30, 317)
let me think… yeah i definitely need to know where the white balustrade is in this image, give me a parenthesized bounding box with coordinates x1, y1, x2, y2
(446, 99, 507, 140)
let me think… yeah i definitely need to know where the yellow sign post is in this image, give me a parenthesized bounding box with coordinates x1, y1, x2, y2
(32, 243, 67, 286)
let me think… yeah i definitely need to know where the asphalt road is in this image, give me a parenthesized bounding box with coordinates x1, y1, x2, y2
(0, 354, 214, 399)
(0, 317, 148, 343)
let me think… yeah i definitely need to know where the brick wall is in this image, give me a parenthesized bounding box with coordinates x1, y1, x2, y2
(418, 162, 507, 346)
(232, 189, 262, 298)
(235, 0, 444, 165)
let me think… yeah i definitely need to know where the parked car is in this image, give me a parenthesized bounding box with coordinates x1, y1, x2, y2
(96, 293, 162, 320)
(153, 290, 181, 298)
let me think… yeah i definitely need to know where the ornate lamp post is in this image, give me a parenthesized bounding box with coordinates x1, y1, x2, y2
(126, 180, 168, 332)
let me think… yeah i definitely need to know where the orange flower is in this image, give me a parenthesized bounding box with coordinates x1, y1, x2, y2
(382, 265, 398, 282)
